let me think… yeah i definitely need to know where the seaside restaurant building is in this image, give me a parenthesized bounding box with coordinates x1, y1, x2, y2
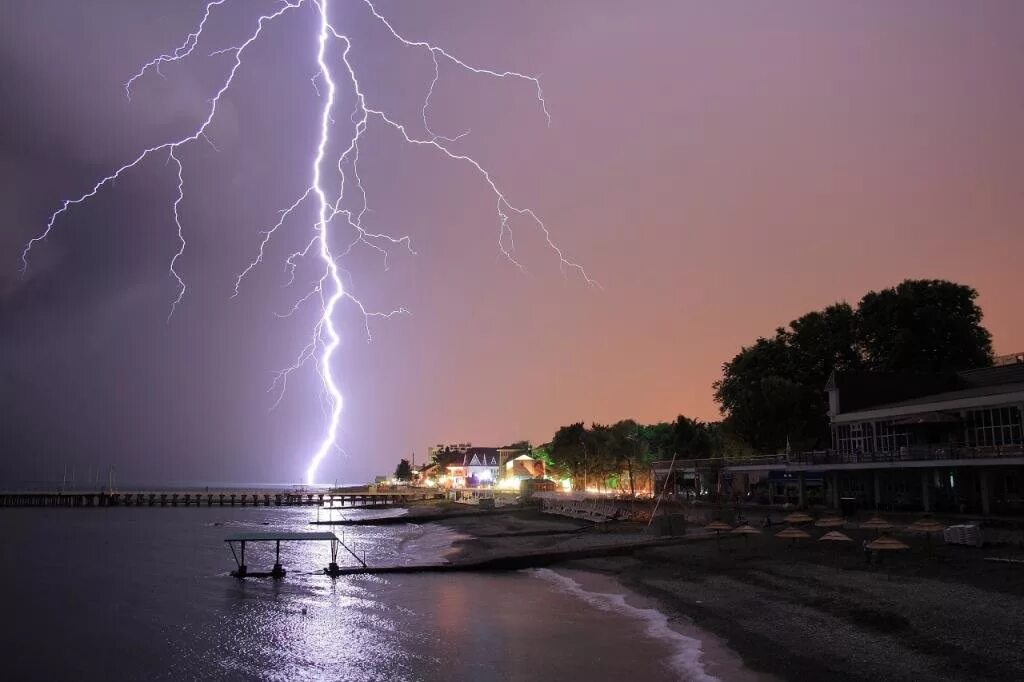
(657, 360, 1024, 516)
(444, 448, 502, 488)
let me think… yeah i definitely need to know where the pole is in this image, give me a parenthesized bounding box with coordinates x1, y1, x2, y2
(581, 437, 589, 492)
(647, 450, 679, 532)
(629, 427, 638, 499)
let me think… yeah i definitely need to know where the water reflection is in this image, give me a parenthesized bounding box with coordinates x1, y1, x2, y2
(1, 505, 729, 681)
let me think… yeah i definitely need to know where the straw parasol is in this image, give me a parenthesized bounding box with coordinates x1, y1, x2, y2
(866, 533, 910, 578)
(705, 520, 732, 551)
(819, 529, 854, 567)
(907, 518, 945, 534)
(867, 535, 909, 551)
(775, 526, 811, 547)
(819, 530, 853, 543)
(860, 515, 895, 532)
(814, 515, 846, 529)
(907, 517, 946, 555)
(784, 512, 814, 525)
(731, 523, 761, 551)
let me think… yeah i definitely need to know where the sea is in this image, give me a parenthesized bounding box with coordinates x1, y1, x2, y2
(0, 503, 763, 681)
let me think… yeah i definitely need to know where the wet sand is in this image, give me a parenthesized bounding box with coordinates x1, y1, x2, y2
(438, 506, 1024, 681)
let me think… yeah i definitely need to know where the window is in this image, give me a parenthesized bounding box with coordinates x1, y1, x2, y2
(965, 407, 1023, 448)
(833, 423, 872, 453)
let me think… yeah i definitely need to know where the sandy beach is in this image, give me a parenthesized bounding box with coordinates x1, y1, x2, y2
(434, 504, 1024, 681)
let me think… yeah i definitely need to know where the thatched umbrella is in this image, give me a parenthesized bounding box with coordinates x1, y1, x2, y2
(860, 515, 895, 533)
(819, 529, 853, 568)
(867, 535, 909, 551)
(784, 512, 814, 525)
(705, 520, 732, 551)
(731, 523, 761, 552)
(814, 515, 846, 529)
(906, 517, 946, 555)
(866, 534, 910, 578)
(820, 530, 854, 542)
(776, 526, 811, 547)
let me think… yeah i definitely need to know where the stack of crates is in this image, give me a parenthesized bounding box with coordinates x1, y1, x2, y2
(943, 524, 983, 547)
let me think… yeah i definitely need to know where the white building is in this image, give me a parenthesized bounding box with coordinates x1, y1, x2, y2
(445, 448, 500, 487)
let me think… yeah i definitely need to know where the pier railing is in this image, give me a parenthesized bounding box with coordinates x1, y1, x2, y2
(0, 489, 442, 508)
(652, 444, 1024, 473)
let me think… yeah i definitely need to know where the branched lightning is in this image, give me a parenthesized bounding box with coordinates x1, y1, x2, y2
(22, 0, 594, 485)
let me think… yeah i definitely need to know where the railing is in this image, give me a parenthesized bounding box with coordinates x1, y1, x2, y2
(652, 444, 1024, 472)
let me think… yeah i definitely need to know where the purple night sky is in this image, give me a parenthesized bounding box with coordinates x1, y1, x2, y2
(2, 1, 1023, 485)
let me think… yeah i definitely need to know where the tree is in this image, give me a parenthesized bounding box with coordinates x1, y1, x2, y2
(546, 418, 724, 493)
(549, 422, 588, 488)
(582, 423, 620, 489)
(532, 444, 555, 468)
(857, 279, 993, 372)
(609, 419, 644, 496)
(394, 458, 412, 482)
(639, 422, 675, 460)
(671, 415, 713, 459)
(713, 279, 994, 454)
(788, 303, 863, 383)
(713, 335, 818, 451)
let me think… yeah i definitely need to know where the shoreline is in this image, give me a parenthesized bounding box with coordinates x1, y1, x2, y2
(436, 505, 1024, 682)
(533, 565, 772, 682)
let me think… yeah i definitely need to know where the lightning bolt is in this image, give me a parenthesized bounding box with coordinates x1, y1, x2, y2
(21, 0, 595, 486)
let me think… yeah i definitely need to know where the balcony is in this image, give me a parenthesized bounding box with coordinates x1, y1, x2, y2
(652, 444, 1024, 474)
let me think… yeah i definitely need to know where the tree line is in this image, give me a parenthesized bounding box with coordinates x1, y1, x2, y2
(541, 279, 993, 487)
(544, 417, 736, 493)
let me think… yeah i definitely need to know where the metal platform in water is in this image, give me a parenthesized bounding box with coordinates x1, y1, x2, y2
(224, 530, 366, 578)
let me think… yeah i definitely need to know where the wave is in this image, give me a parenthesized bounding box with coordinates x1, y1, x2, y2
(528, 568, 719, 682)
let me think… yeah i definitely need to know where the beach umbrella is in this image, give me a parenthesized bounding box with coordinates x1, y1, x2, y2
(731, 523, 761, 551)
(705, 520, 732, 551)
(860, 515, 894, 532)
(866, 535, 909, 551)
(775, 526, 811, 547)
(784, 512, 814, 525)
(906, 518, 945, 534)
(814, 515, 846, 528)
(866, 534, 910, 577)
(819, 529, 854, 568)
(906, 517, 946, 555)
(819, 530, 854, 542)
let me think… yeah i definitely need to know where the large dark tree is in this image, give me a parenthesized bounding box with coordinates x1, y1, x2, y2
(713, 335, 819, 451)
(788, 303, 863, 383)
(714, 279, 994, 454)
(857, 279, 993, 372)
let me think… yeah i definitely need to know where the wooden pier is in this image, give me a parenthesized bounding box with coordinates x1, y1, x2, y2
(0, 489, 440, 509)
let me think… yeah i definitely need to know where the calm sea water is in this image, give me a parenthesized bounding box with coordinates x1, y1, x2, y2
(0, 506, 756, 681)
